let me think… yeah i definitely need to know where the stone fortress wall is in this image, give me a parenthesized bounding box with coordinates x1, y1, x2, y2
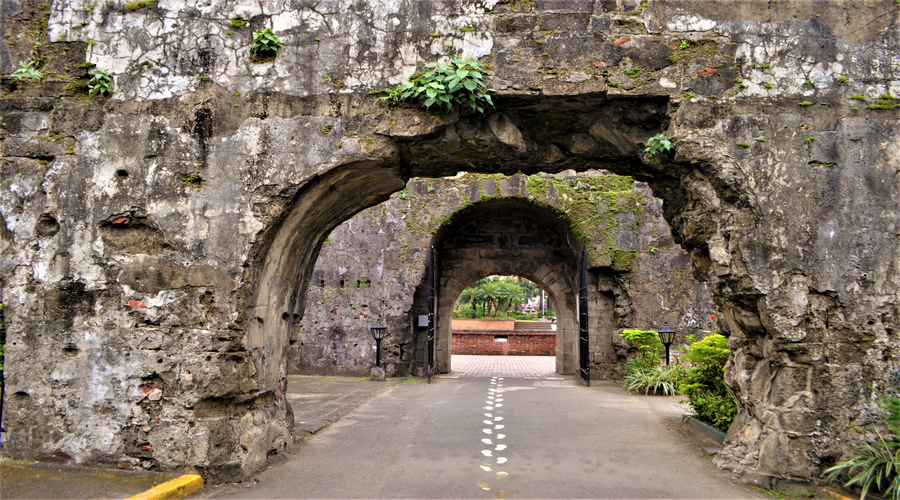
(291, 172, 715, 378)
(0, 0, 897, 487)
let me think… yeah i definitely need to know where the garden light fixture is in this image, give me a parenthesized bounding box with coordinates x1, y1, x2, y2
(658, 322, 676, 368)
(370, 318, 387, 368)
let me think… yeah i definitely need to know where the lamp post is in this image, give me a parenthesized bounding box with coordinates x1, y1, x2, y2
(370, 319, 387, 368)
(658, 322, 676, 368)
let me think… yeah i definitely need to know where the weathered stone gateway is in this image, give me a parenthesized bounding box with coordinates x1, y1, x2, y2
(292, 171, 715, 379)
(0, 0, 897, 487)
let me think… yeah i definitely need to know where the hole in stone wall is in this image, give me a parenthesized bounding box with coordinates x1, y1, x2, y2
(35, 213, 61, 238)
(319, 279, 326, 287)
(63, 344, 79, 357)
(282, 312, 289, 321)
(99, 210, 171, 254)
(116, 169, 129, 178)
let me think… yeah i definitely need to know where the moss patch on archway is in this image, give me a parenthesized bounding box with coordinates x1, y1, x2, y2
(395, 172, 642, 271)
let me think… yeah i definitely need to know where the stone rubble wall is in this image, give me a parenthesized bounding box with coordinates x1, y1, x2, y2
(291, 172, 714, 378)
(0, 0, 897, 487)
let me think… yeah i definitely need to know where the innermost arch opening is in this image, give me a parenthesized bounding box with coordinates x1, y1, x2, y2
(450, 276, 558, 378)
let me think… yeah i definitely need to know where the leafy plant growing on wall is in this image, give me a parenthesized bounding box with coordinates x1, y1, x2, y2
(88, 68, 113, 96)
(9, 60, 42, 80)
(645, 133, 673, 157)
(250, 28, 283, 63)
(374, 55, 495, 114)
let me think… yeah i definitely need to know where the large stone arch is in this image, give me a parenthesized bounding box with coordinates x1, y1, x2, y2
(1, 0, 897, 488)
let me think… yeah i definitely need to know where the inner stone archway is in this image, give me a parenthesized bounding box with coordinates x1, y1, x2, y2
(291, 171, 712, 384)
(432, 198, 584, 376)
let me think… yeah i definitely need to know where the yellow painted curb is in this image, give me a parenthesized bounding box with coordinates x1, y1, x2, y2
(821, 487, 857, 500)
(125, 474, 204, 500)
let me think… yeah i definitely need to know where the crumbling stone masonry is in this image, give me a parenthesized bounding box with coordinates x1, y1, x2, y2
(0, 0, 897, 488)
(291, 172, 715, 379)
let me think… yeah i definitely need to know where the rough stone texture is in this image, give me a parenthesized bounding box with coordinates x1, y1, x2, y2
(292, 172, 713, 379)
(0, 0, 898, 488)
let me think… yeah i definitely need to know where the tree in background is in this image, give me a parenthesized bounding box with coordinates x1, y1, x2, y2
(454, 276, 543, 319)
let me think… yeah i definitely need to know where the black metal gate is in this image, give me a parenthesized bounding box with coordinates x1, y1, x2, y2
(578, 246, 590, 386)
(427, 246, 435, 383)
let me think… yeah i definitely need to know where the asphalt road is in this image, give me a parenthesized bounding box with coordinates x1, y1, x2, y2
(205, 376, 764, 499)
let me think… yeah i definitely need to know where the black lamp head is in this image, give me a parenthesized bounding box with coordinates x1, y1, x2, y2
(370, 319, 387, 341)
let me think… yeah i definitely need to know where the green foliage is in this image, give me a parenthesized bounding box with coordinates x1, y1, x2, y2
(868, 94, 898, 110)
(798, 101, 814, 106)
(802, 133, 815, 144)
(88, 67, 112, 96)
(375, 56, 495, 114)
(181, 171, 203, 190)
(763, 83, 774, 89)
(624, 367, 679, 395)
(621, 329, 663, 370)
(756, 137, 767, 142)
(760, 63, 770, 70)
(851, 94, 867, 101)
(679, 39, 691, 50)
(837, 76, 849, 84)
(250, 28, 283, 62)
(9, 60, 42, 80)
(230, 17, 248, 28)
(124, 0, 154, 11)
(677, 334, 736, 431)
(737, 142, 750, 148)
(750, 485, 817, 500)
(645, 133, 673, 157)
(824, 395, 900, 500)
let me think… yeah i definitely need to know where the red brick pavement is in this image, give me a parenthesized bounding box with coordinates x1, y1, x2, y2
(448, 355, 557, 378)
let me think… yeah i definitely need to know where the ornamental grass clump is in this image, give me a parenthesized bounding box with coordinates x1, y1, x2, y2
(824, 394, 900, 500)
(620, 329, 679, 395)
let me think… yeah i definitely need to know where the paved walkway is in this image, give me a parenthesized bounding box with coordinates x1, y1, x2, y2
(448, 355, 557, 378)
(205, 377, 765, 499)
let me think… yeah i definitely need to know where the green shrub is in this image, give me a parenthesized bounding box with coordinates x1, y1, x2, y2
(677, 334, 736, 431)
(374, 55, 495, 114)
(824, 394, 900, 500)
(230, 17, 248, 28)
(250, 28, 283, 62)
(621, 329, 663, 371)
(88, 67, 112, 96)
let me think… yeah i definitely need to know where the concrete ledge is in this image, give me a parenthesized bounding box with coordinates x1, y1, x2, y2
(125, 474, 204, 500)
(682, 415, 726, 446)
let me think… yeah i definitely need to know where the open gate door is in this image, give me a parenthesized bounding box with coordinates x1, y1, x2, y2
(578, 246, 590, 386)
(427, 246, 435, 383)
